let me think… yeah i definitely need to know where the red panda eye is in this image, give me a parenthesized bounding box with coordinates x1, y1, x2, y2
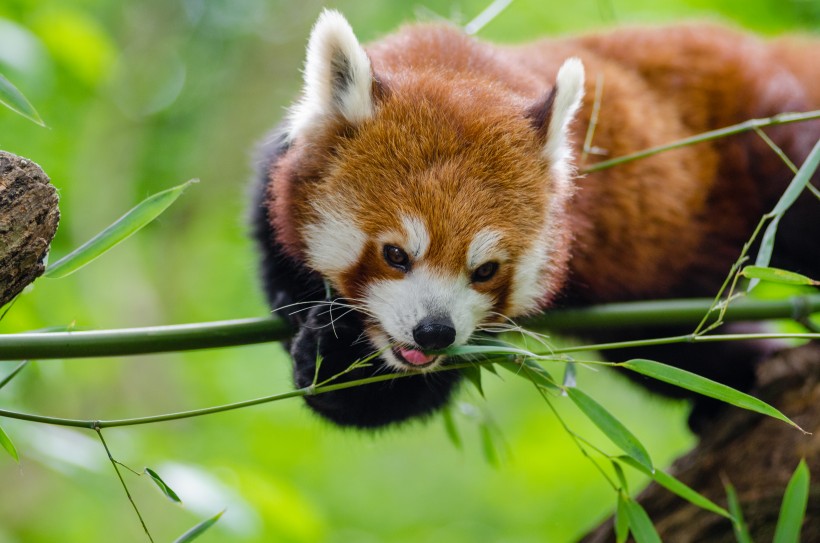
(472, 261, 499, 283)
(383, 245, 411, 271)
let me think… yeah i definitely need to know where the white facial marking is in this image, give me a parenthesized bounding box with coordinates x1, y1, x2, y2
(508, 192, 568, 316)
(288, 9, 375, 142)
(467, 228, 506, 269)
(364, 264, 494, 371)
(303, 204, 366, 277)
(509, 238, 546, 316)
(402, 215, 430, 259)
(545, 57, 585, 186)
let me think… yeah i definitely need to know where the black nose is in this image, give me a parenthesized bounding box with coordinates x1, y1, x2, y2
(412, 316, 456, 351)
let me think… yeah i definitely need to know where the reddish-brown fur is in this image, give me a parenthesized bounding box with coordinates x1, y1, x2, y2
(268, 23, 818, 312)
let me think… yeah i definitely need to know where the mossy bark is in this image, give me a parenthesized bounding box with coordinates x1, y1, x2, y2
(0, 151, 59, 306)
(581, 343, 820, 542)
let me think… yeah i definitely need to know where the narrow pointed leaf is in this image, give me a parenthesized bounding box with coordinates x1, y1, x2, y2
(444, 344, 540, 358)
(622, 359, 803, 431)
(479, 423, 499, 467)
(612, 460, 629, 491)
(771, 139, 820, 216)
(621, 496, 662, 543)
(173, 510, 225, 543)
(0, 424, 19, 462)
(45, 179, 199, 279)
(461, 365, 484, 397)
(441, 407, 462, 450)
(567, 387, 653, 471)
(741, 266, 818, 286)
(617, 456, 730, 518)
(773, 459, 810, 543)
(497, 359, 561, 392)
(0, 73, 45, 126)
(725, 482, 753, 543)
(751, 139, 820, 288)
(145, 467, 182, 503)
(615, 494, 630, 543)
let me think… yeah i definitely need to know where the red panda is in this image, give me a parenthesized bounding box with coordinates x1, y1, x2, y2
(253, 10, 820, 428)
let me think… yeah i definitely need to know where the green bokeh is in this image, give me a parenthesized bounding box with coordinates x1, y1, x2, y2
(0, 1, 814, 541)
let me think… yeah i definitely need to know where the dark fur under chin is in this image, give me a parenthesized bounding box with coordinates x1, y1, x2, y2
(290, 305, 462, 428)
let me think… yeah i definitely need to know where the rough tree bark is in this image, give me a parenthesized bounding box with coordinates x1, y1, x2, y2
(0, 150, 60, 306)
(581, 343, 820, 542)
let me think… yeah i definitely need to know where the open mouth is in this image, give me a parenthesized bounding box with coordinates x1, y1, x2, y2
(391, 346, 441, 369)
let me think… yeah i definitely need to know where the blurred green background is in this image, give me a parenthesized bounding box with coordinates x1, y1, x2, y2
(0, 0, 816, 541)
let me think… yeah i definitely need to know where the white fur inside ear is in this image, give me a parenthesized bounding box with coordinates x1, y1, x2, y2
(544, 57, 585, 177)
(288, 9, 375, 142)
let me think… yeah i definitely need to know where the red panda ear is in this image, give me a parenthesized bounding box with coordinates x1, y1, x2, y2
(288, 10, 379, 142)
(527, 58, 585, 182)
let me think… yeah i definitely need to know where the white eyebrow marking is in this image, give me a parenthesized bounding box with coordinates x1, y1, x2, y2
(467, 228, 506, 269)
(402, 215, 430, 259)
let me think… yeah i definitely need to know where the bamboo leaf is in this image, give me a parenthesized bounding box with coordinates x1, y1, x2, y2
(566, 388, 653, 472)
(725, 482, 754, 543)
(0, 73, 45, 126)
(497, 359, 561, 392)
(479, 422, 499, 467)
(773, 459, 810, 543)
(617, 456, 730, 518)
(612, 460, 629, 491)
(751, 139, 820, 289)
(741, 266, 818, 286)
(441, 406, 462, 450)
(173, 510, 225, 543)
(622, 359, 803, 432)
(461, 365, 484, 397)
(144, 467, 182, 503)
(445, 344, 539, 358)
(621, 495, 662, 543)
(45, 179, 199, 279)
(0, 424, 19, 462)
(771, 139, 820, 216)
(615, 494, 630, 543)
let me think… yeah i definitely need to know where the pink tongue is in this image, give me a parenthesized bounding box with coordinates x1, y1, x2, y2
(399, 348, 436, 366)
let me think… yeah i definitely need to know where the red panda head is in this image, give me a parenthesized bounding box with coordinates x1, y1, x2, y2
(271, 10, 584, 371)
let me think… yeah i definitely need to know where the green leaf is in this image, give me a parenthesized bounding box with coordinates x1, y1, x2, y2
(725, 482, 753, 543)
(479, 422, 499, 468)
(497, 359, 561, 392)
(566, 387, 653, 472)
(0, 73, 45, 126)
(622, 359, 803, 432)
(617, 456, 730, 519)
(741, 266, 818, 286)
(444, 344, 539, 358)
(612, 460, 629, 491)
(441, 407, 462, 450)
(771, 139, 820, 217)
(461, 365, 484, 397)
(144, 467, 182, 503)
(45, 179, 198, 279)
(773, 459, 810, 543)
(751, 139, 820, 289)
(621, 495, 662, 543)
(615, 494, 630, 543)
(173, 510, 225, 543)
(0, 424, 19, 463)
